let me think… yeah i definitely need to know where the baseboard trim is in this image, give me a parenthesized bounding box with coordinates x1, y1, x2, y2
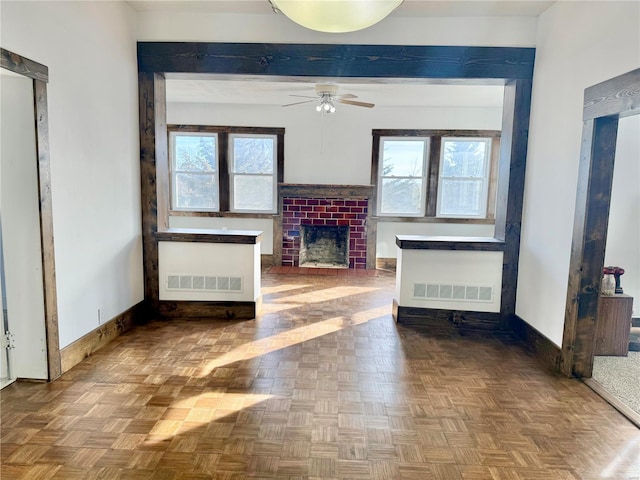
(376, 257, 397, 271)
(508, 314, 562, 371)
(392, 299, 501, 330)
(261, 254, 274, 268)
(582, 377, 640, 428)
(157, 298, 261, 320)
(60, 301, 145, 373)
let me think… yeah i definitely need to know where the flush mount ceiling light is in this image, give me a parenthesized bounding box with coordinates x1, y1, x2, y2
(269, 0, 403, 33)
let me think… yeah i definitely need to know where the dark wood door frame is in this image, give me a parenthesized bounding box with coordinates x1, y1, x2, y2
(137, 42, 535, 322)
(561, 67, 640, 377)
(0, 48, 62, 380)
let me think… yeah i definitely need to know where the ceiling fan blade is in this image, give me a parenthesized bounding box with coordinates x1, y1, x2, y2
(282, 100, 316, 107)
(288, 94, 319, 99)
(337, 93, 357, 99)
(338, 98, 375, 108)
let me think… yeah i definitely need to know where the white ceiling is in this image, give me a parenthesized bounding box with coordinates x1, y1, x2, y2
(128, 0, 555, 17)
(142, 1, 552, 108)
(165, 77, 506, 108)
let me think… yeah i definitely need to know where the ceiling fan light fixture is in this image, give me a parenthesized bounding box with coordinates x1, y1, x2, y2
(318, 96, 336, 114)
(270, 0, 403, 33)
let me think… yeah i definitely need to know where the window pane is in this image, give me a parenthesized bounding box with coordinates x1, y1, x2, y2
(234, 175, 274, 211)
(381, 140, 425, 177)
(233, 137, 274, 174)
(380, 178, 423, 215)
(174, 173, 218, 210)
(174, 135, 217, 172)
(442, 140, 486, 177)
(439, 179, 483, 216)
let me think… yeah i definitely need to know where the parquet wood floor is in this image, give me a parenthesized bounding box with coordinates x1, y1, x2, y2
(2, 271, 639, 479)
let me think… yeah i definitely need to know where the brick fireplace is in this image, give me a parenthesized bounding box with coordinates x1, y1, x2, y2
(276, 184, 375, 269)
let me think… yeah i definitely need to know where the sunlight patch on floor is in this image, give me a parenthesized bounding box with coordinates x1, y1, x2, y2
(146, 392, 274, 443)
(260, 283, 311, 295)
(600, 435, 640, 478)
(271, 285, 380, 304)
(198, 305, 390, 377)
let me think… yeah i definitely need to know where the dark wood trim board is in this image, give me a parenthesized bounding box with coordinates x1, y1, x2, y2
(393, 300, 502, 330)
(508, 314, 562, 371)
(60, 302, 146, 373)
(157, 299, 260, 320)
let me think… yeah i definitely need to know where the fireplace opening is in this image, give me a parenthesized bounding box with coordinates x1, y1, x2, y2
(299, 225, 349, 268)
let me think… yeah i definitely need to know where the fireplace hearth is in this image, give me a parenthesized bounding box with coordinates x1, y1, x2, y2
(299, 225, 349, 268)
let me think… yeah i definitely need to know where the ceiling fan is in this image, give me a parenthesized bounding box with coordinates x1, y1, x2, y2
(282, 84, 375, 113)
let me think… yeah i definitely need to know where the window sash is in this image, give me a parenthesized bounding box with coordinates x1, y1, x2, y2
(170, 131, 219, 211)
(377, 137, 429, 217)
(437, 137, 491, 218)
(229, 133, 278, 213)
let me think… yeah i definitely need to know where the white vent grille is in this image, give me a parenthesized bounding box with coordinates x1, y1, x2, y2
(167, 274, 243, 293)
(413, 283, 494, 303)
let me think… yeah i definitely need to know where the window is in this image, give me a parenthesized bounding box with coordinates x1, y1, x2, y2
(437, 137, 491, 218)
(371, 130, 499, 220)
(170, 132, 219, 211)
(168, 126, 284, 215)
(377, 137, 429, 216)
(229, 134, 277, 213)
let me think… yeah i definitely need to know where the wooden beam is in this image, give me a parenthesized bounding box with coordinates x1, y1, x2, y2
(138, 72, 168, 311)
(1, 48, 48, 82)
(562, 117, 618, 377)
(137, 43, 536, 80)
(583, 68, 640, 121)
(495, 79, 532, 325)
(34, 79, 61, 381)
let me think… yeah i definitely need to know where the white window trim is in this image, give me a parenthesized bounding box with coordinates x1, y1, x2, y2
(229, 133, 278, 214)
(377, 136, 429, 217)
(170, 131, 219, 212)
(436, 137, 491, 219)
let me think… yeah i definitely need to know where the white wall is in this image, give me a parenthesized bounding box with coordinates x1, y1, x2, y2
(517, 1, 640, 345)
(605, 115, 640, 316)
(1, 1, 143, 348)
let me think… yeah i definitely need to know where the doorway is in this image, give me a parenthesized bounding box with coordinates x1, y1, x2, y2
(561, 67, 640, 423)
(590, 113, 640, 421)
(0, 48, 61, 383)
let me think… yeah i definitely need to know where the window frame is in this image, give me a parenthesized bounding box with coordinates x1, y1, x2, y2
(436, 136, 492, 219)
(228, 132, 279, 214)
(167, 125, 284, 217)
(169, 130, 220, 212)
(371, 129, 500, 221)
(377, 136, 430, 217)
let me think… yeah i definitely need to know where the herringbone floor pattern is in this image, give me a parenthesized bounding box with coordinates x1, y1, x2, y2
(2, 271, 639, 479)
